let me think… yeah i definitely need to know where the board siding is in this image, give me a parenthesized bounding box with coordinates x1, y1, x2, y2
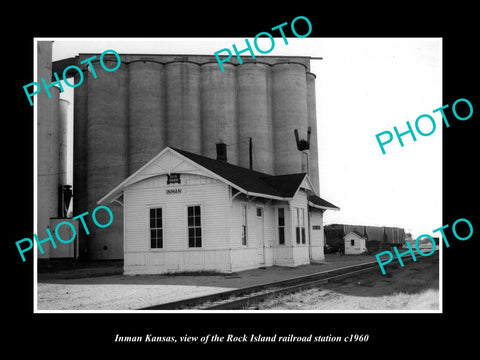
(124, 174, 231, 273)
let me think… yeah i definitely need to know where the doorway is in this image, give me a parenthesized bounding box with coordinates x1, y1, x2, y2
(255, 206, 265, 265)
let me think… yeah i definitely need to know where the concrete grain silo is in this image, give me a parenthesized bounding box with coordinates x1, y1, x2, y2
(201, 63, 238, 164)
(37, 86, 60, 258)
(72, 69, 89, 257)
(306, 72, 319, 192)
(128, 61, 166, 174)
(37, 41, 62, 259)
(71, 54, 319, 260)
(58, 99, 70, 186)
(165, 62, 202, 154)
(272, 63, 309, 176)
(237, 63, 274, 172)
(86, 58, 129, 260)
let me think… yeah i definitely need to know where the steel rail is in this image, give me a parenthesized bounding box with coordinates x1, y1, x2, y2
(139, 250, 438, 310)
(204, 266, 380, 310)
(204, 252, 439, 310)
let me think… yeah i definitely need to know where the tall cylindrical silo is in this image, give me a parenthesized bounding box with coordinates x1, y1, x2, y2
(73, 69, 89, 257)
(165, 62, 202, 154)
(272, 63, 309, 176)
(37, 41, 57, 259)
(201, 63, 238, 164)
(58, 98, 70, 186)
(37, 84, 60, 259)
(306, 72, 319, 193)
(128, 61, 166, 174)
(86, 59, 128, 260)
(237, 63, 274, 173)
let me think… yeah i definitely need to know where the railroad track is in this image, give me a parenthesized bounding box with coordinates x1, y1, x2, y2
(140, 251, 438, 310)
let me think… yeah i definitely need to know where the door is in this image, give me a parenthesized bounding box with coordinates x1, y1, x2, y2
(255, 207, 265, 265)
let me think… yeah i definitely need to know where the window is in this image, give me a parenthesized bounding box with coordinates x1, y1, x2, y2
(241, 205, 247, 246)
(149, 208, 163, 248)
(257, 208, 262, 217)
(187, 205, 202, 248)
(351, 239, 355, 246)
(295, 208, 306, 244)
(278, 208, 285, 245)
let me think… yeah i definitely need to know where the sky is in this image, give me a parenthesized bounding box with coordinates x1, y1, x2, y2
(47, 37, 442, 238)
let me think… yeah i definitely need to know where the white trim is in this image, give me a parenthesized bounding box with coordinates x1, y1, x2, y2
(241, 203, 248, 247)
(304, 174, 318, 195)
(288, 173, 308, 199)
(245, 191, 290, 201)
(343, 231, 367, 240)
(146, 204, 165, 251)
(113, 199, 124, 207)
(186, 203, 203, 249)
(97, 147, 305, 205)
(97, 147, 171, 204)
(255, 204, 266, 265)
(230, 188, 243, 205)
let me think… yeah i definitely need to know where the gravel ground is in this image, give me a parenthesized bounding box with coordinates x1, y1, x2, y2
(37, 254, 377, 311)
(257, 254, 440, 311)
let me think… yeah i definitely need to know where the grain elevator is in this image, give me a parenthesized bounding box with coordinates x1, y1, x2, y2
(43, 51, 322, 261)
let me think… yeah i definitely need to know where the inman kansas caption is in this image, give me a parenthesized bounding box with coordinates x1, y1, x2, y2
(114, 334, 177, 343)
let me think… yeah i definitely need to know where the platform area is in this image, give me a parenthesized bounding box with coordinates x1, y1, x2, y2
(36, 254, 378, 311)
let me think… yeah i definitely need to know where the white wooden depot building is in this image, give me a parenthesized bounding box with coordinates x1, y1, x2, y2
(98, 146, 339, 275)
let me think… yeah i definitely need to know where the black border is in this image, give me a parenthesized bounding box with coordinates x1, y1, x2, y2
(6, 5, 478, 354)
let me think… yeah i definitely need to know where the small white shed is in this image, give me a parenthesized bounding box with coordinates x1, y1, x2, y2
(344, 231, 367, 255)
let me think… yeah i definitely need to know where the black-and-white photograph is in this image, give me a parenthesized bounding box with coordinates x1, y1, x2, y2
(32, 37, 442, 312)
(6, 8, 478, 353)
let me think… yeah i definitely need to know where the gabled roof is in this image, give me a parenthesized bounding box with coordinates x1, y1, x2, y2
(343, 231, 367, 239)
(98, 147, 339, 209)
(171, 147, 306, 199)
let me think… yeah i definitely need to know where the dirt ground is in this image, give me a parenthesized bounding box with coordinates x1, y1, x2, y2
(37, 254, 379, 311)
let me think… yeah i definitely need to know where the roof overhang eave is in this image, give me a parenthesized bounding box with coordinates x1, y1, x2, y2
(308, 201, 340, 211)
(245, 191, 289, 202)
